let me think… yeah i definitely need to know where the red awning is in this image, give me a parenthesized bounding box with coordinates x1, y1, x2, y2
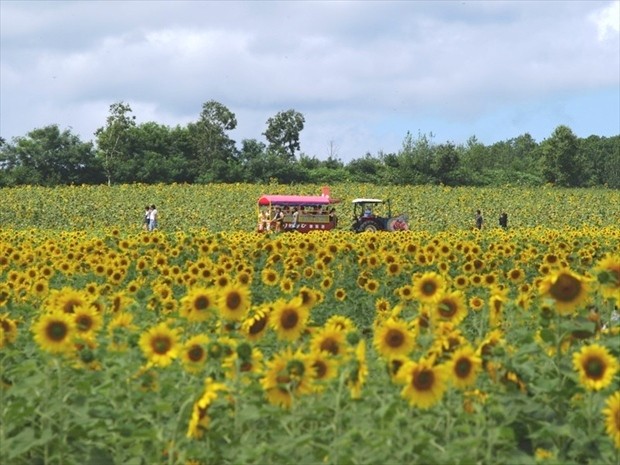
(258, 195, 339, 206)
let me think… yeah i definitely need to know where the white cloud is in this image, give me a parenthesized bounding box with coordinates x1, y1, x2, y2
(590, 1, 620, 41)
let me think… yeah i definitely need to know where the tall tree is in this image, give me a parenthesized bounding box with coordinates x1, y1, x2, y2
(540, 125, 581, 187)
(188, 100, 238, 182)
(94, 102, 136, 186)
(263, 109, 305, 160)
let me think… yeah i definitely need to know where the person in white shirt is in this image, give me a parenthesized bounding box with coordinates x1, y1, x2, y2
(148, 204, 158, 231)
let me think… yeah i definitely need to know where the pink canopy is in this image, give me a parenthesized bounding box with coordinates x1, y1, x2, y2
(258, 194, 339, 206)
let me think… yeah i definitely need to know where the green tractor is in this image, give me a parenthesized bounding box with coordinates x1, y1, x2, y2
(351, 198, 409, 232)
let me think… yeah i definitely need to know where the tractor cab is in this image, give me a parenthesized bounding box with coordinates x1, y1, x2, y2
(351, 198, 409, 232)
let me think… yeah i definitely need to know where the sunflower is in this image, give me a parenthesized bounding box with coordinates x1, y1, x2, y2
(539, 269, 591, 316)
(0, 314, 18, 347)
(298, 286, 319, 310)
(181, 334, 210, 374)
(325, 314, 356, 333)
(594, 254, 620, 301)
(311, 326, 346, 357)
(241, 307, 271, 342)
(507, 267, 525, 283)
(279, 277, 295, 294)
(32, 311, 76, 354)
(260, 348, 313, 408)
(469, 296, 485, 312)
(488, 294, 506, 328)
(73, 305, 103, 341)
(187, 380, 228, 439)
(107, 312, 137, 352)
(261, 268, 280, 286)
(395, 284, 415, 301)
(374, 318, 415, 359)
(224, 345, 264, 381)
(46, 287, 92, 314)
(334, 288, 347, 301)
(602, 391, 620, 449)
(396, 358, 448, 409)
(180, 287, 218, 322)
(432, 291, 468, 325)
(307, 350, 338, 388)
(572, 344, 618, 391)
(364, 279, 380, 294)
(449, 346, 482, 389)
(346, 340, 368, 400)
(412, 272, 445, 303)
(139, 322, 180, 367)
(270, 297, 310, 342)
(217, 285, 251, 321)
(453, 275, 469, 290)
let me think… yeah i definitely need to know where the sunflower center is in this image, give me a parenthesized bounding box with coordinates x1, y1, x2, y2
(249, 316, 267, 335)
(438, 300, 457, 318)
(584, 356, 604, 380)
(151, 336, 172, 354)
(455, 358, 472, 378)
(287, 359, 305, 377)
(194, 296, 210, 311)
(320, 338, 340, 355)
(46, 321, 69, 342)
(312, 360, 327, 378)
(226, 292, 242, 311)
(421, 281, 436, 296)
(385, 329, 405, 348)
(76, 315, 93, 332)
(549, 273, 581, 302)
(188, 345, 204, 362)
(413, 369, 434, 391)
(281, 309, 299, 329)
(63, 299, 82, 313)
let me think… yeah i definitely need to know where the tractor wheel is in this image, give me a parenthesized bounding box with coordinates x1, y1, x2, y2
(360, 221, 379, 232)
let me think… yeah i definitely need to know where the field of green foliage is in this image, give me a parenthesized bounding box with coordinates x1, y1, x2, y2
(1, 183, 619, 232)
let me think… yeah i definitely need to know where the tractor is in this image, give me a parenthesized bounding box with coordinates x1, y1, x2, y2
(351, 198, 409, 232)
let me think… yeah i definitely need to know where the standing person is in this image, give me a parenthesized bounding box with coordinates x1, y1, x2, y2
(475, 210, 484, 230)
(499, 212, 508, 229)
(142, 205, 151, 231)
(148, 204, 158, 231)
(291, 207, 300, 229)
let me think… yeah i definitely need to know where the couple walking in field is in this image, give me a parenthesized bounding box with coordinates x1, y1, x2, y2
(143, 205, 158, 231)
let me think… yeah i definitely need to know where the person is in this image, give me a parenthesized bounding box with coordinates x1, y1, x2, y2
(291, 207, 300, 229)
(272, 207, 284, 232)
(142, 205, 151, 231)
(499, 212, 508, 229)
(475, 210, 484, 230)
(148, 204, 158, 231)
(363, 206, 373, 218)
(259, 209, 270, 232)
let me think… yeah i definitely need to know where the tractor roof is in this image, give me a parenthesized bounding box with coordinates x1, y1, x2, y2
(351, 198, 384, 204)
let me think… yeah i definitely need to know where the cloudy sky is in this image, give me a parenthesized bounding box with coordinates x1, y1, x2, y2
(1, 0, 618, 162)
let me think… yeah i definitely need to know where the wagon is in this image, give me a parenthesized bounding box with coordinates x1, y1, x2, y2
(257, 188, 340, 233)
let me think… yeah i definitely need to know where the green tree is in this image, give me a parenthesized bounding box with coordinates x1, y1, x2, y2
(188, 100, 239, 182)
(540, 125, 582, 187)
(432, 143, 461, 185)
(128, 122, 191, 183)
(94, 102, 137, 186)
(263, 109, 305, 160)
(0, 125, 102, 186)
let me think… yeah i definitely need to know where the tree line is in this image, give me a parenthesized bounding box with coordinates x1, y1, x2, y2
(1, 100, 618, 188)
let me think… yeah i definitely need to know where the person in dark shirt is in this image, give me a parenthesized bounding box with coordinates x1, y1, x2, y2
(499, 212, 508, 229)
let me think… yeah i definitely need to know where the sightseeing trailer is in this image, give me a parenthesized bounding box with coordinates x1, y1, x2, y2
(257, 189, 340, 233)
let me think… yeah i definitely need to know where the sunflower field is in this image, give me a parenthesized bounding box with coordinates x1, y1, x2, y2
(0, 183, 619, 465)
